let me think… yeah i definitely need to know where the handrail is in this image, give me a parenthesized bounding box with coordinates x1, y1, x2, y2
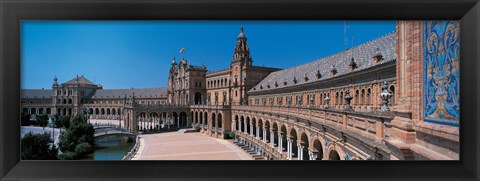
(122, 136, 140, 160)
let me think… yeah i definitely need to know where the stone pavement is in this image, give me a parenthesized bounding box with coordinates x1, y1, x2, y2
(132, 130, 253, 160)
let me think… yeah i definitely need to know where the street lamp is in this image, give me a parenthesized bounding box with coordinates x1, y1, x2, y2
(82, 108, 90, 124)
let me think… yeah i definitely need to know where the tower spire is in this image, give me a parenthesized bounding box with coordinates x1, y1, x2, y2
(232, 25, 252, 65)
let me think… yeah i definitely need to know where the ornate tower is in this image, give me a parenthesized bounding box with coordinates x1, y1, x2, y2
(167, 57, 178, 104)
(230, 26, 252, 105)
(232, 25, 253, 65)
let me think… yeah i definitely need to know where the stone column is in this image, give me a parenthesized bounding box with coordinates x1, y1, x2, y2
(167, 114, 170, 130)
(287, 138, 292, 160)
(244, 121, 247, 134)
(256, 125, 260, 139)
(278, 133, 283, 153)
(177, 116, 180, 128)
(308, 150, 318, 160)
(250, 123, 253, 136)
(270, 132, 274, 147)
(298, 143, 304, 160)
(263, 128, 267, 143)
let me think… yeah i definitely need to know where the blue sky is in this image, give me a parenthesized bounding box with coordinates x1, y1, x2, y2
(21, 21, 395, 89)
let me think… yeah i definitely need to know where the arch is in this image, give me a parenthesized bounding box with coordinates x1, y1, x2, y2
(280, 124, 288, 152)
(329, 150, 341, 160)
(63, 99, 66, 104)
(89, 108, 94, 115)
(252, 118, 257, 137)
(258, 119, 263, 140)
(355, 89, 360, 106)
(271, 121, 278, 146)
(194, 111, 199, 125)
(68, 99, 73, 104)
(101, 108, 105, 115)
(361, 89, 365, 105)
(313, 139, 324, 160)
(235, 115, 239, 131)
(107, 108, 111, 115)
(179, 112, 188, 127)
(30, 108, 36, 115)
(246, 117, 251, 134)
(68, 108, 72, 115)
(150, 112, 159, 117)
(194, 92, 202, 105)
(211, 112, 216, 129)
(203, 112, 208, 128)
(217, 113, 222, 129)
(112, 109, 116, 115)
(95, 108, 100, 115)
(327, 144, 345, 160)
(38, 108, 44, 114)
(46, 108, 51, 115)
(300, 132, 309, 160)
(240, 116, 245, 132)
(367, 88, 372, 105)
(290, 128, 298, 159)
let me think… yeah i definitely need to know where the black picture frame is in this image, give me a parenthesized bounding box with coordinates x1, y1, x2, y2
(1, 0, 479, 180)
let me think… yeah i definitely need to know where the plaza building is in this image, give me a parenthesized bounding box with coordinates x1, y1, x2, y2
(21, 21, 460, 160)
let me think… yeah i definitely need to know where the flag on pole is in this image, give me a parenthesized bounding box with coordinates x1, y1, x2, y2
(179, 47, 185, 54)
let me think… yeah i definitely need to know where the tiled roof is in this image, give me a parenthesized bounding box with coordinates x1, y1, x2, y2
(92, 88, 168, 99)
(249, 32, 396, 93)
(63, 75, 96, 85)
(21, 89, 52, 99)
(21, 88, 168, 99)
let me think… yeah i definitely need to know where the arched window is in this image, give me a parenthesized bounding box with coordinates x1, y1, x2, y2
(361, 89, 365, 105)
(367, 88, 371, 105)
(355, 90, 359, 105)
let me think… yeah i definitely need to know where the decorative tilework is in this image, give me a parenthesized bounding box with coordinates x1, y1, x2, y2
(424, 21, 460, 126)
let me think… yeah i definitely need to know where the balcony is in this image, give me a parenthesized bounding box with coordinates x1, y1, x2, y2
(232, 105, 394, 142)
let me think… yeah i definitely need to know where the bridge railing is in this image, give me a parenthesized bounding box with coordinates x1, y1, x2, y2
(233, 105, 394, 142)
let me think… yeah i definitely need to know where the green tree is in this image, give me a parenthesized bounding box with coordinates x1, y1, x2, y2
(21, 132, 58, 160)
(37, 114, 49, 130)
(58, 115, 94, 160)
(21, 112, 31, 126)
(56, 115, 71, 129)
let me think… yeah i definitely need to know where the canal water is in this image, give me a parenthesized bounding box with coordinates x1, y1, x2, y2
(82, 135, 135, 160)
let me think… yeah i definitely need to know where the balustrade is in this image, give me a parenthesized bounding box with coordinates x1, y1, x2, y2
(233, 105, 393, 141)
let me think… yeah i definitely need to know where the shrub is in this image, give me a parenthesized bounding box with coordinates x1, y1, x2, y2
(194, 123, 201, 132)
(21, 132, 58, 160)
(59, 152, 76, 160)
(74, 142, 93, 157)
(228, 131, 236, 139)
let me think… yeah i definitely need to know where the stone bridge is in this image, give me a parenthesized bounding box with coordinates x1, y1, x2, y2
(94, 125, 136, 139)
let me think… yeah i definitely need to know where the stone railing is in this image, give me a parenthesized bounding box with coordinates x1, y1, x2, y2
(190, 104, 231, 109)
(233, 105, 394, 142)
(236, 131, 285, 160)
(122, 136, 140, 160)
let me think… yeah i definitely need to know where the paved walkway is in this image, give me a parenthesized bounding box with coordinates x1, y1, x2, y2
(132, 130, 253, 160)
